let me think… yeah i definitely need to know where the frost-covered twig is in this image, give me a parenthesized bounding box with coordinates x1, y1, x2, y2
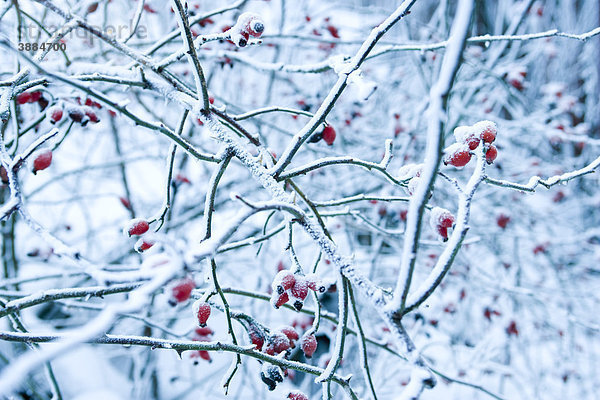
(388, 0, 473, 315)
(270, 0, 418, 176)
(484, 154, 600, 192)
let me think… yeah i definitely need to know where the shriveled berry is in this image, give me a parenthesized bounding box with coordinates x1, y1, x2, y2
(485, 145, 498, 164)
(322, 125, 336, 145)
(300, 333, 317, 358)
(124, 219, 149, 237)
(68, 107, 88, 125)
(193, 300, 211, 327)
(260, 364, 283, 391)
(32, 150, 52, 174)
(308, 131, 323, 143)
(171, 278, 195, 303)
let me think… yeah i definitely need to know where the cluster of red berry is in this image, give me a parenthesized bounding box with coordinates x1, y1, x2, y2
(270, 269, 325, 311)
(123, 218, 156, 253)
(444, 120, 498, 167)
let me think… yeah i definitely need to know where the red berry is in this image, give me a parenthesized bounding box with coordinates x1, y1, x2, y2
(84, 108, 100, 123)
(271, 291, 289, 309)
(194, 327, 213, 337)
(171, 278, 195, 303)
(119, 196, 132, 210)
(0, 166, 8, 184)
(506, 321, 519, 336)
(32, 150, 52, 174)
(480, 126, 497, 143)
(496, 214, 510, 229)
(264, 331, 291, 355)
(444, 148, 471, 167)
(247, 19, 265, 37)
(47, 106, 63, 124)
(191, 350, 211, 362)
(291, 276, 308, 301)
(194, 301, 211, 327)
(485, 145, 498, 164)
(326, 25, 340, 38)
(29, 91, 42, 103)
(124, 219, 149, 236)
(322, 125, 336, 145)
(300, 333, 317, 358)
(248, 325, 265, 350)
(430, 207, 455, 241)
(16, 92, 32, 104)
(272, 270, 295, 294)
(135, 238, 155, 252)
(288, 391, 309, 400)
(465, 136, 480, 150)
(143, 4, 156, 13)
(278, 326, 299, 344)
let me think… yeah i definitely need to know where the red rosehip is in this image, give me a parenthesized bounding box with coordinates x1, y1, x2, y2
(506, 320, 519, 336)
(248, 325, 265, 350)
(322, 125, 336, 145)
(264, 331, 291, 355)
(430, 207, 455, 241)
(190, 350, 211, 363)
(32, 150, 52, 174)
(135, 238, 155, 253)
(119, 196, 132, 210)
(305, 273, 326, 293)
(485, 145, 498, 164)
(326, 25, 340, 38)
(300, 333, 317, 358)
(288, 391, 309, 400)
(444, 146, 472, 167)
(496, 214, 510, 229)
(271, 291, 289, 309)
(124, 219, 149, 237)
(16, 92, 32, 104)
(474, 121, 497, 143)
(29, 91, 42, 103)
(278, 326, 299, 345)
(272, 270, 295, 294)
(194, 327, 213, 337)
(84, 107, 100, 123)
(194, 301, 211, 327)
(291, 276, 309, 301)
(47, 106, 63, 124)
(171, 278, 195, 303)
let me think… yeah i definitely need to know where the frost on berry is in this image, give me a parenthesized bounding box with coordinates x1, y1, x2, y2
(83, 106, 100, 123)
(429, 207, 455, 241)
(47, 105, 64, 124)
(134, 237, 156, 253)
(247, 324, 265, 350)
(66, 105, 89, 125)
(305, 273, 326, 293)
(170, 277, 196, 304)
(485, 145, 498, 164)
(453, 125, 480, 150)
(123, 218, 150, 237)
(264, 331, 291, 355)
(321, 125, 336, 145)
(32, 150, 53, 174)
(277, 325, 299, 347)
(300, 332, 317, 358)
(290, 275, 308, 311)
(473, 120, 497, 144)
(288, 391, 309, 400)
(193, 300, 211, 327)
(397, 163, 423, 181)
(272, 270, 295, 294)
(443, 143, 471, 167)
(229, 12, 265, 47)
(260, 363, 283, 391)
